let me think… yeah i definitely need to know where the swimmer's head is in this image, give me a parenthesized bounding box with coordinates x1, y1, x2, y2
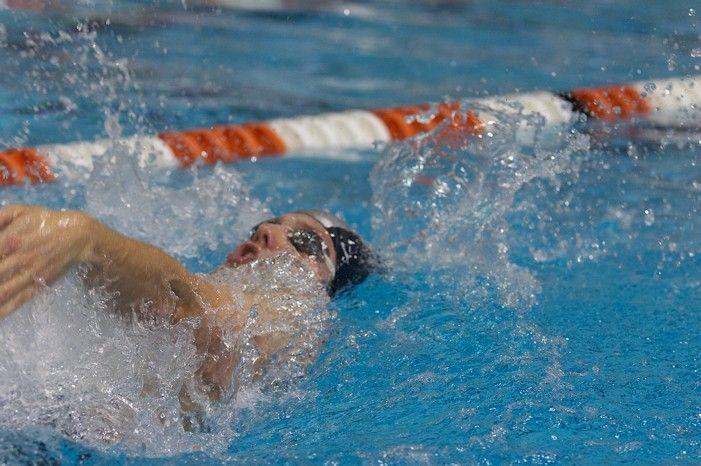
(227, 210, 375, 296)
(295, 210, 376, 296)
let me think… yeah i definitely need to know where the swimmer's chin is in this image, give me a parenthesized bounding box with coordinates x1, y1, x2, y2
(211, 252, 304, 277)
(209, 253, 326, 296)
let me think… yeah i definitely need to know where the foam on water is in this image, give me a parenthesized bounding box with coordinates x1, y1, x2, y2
(367, 106, 598, 460)
(371, 101, 589, 310)
(367, 100, 701, 463)
(2, 17, 271, 269)
(84, 147, 270, 266)
(0, 273, 204, 454)
(0, 251, 329, 457)
(210, 255, 330, 392)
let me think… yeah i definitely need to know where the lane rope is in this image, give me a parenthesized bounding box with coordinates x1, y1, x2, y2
(1, 76, 699, 185)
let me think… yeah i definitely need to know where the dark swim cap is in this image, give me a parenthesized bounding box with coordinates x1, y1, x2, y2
(296, 210, 375, 296)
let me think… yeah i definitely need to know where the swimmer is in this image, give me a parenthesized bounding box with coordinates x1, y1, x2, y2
(0, 204, 374, 406)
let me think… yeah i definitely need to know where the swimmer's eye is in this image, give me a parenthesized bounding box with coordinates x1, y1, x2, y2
(288, 229, 326, 259)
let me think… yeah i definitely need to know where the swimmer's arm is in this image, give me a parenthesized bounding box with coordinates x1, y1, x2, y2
(81, 216, 232, 318)
(85, 220, 249, 397)
(0, 204, 232, 320)
(0, 205, 304, 401)
(43, 208, 249, 400)
(0, 204, 96, 317)
(92, 229, 309, 414)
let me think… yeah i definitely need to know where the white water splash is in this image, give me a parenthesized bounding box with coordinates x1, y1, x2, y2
(1, 138, 327, 456)
(0, 252, 329, 456)
(84, 143, 269, 265)
(371, 101, 589, 310)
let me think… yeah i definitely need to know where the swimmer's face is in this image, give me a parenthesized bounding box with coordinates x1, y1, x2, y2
(227, 213, 337, 284)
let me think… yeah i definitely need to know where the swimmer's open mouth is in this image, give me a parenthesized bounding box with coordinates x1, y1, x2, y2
(227, 241, 261, 266)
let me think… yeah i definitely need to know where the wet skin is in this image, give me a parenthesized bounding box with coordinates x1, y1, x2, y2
(0, 205, 335, 402)
(227, 213, 337, 285)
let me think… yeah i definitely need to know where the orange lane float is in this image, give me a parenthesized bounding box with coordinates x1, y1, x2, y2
(0, 148, 56, 185)
(566, 85, 652, 121)
(1, 76, 699, 186)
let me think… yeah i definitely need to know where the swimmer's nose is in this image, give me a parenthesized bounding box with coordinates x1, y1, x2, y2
(228, 223, 292, 267)
(252, 222, 287, 251)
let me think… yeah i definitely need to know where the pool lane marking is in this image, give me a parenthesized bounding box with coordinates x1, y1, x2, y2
(32, 136, 178, 175)
(0, 148, 56, 184)
(269, 110, 391, 152)
(1, 75, 699, 186)
(479, 91, 576, 126)
(638, 78, 701, 127)
(563, 85, 652, 121)
(158, 123, 286, 167)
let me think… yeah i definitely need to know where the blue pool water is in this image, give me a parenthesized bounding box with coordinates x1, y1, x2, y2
(1, 1, 700, 464)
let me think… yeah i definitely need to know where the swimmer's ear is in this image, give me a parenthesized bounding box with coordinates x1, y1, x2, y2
(327, 253, 385, 298)
(326, 227, 382, 297)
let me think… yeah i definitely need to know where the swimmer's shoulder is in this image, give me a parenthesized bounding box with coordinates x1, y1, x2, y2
(169, 273, 246, 329)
